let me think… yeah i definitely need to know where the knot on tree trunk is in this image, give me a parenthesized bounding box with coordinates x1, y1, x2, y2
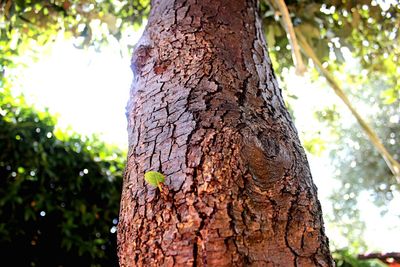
(131, 44, 153, 76)
(241, 129, 292, 191)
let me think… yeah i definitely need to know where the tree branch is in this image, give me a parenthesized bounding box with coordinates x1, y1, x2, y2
(268, 0, 306, 75)
(358, 252, 400, 264)
(295, 29, 400, 182)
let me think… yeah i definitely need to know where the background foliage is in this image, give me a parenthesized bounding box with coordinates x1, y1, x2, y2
(261, 0, 400, 252)
(1, 0, 149, 74)
(0, 89, 124, 266)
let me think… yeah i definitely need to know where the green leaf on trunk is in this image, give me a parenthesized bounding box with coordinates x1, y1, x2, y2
(144, 171, 165, 192)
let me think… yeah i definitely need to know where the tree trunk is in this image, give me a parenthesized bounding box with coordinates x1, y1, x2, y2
(118, 0, 333, 266)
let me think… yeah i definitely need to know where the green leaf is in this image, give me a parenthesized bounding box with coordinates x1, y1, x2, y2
(266, 25, 275, 47)
(380, 88, 398, 105)
(144, 171, 165, 191)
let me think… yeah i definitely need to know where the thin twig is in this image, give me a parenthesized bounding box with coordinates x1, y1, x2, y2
(295, 29, 400, 182)
(269, 0, 306, 75)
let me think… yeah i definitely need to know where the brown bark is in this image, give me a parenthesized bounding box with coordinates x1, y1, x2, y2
(117, 0, 333, 266)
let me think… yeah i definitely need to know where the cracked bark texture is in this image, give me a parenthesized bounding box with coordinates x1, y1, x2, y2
(117, 0, 333, 266)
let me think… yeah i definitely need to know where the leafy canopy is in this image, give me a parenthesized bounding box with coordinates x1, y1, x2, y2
(0, 0, 149, 76)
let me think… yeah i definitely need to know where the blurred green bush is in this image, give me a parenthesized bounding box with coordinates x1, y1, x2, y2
(0, 89, 125, 266)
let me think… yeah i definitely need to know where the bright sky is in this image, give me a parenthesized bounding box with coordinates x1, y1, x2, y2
(13, 35, 399, 253)
(14, 39, 134, 148)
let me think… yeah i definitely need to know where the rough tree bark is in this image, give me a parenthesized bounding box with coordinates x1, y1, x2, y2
(118, 0, 333, 266)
